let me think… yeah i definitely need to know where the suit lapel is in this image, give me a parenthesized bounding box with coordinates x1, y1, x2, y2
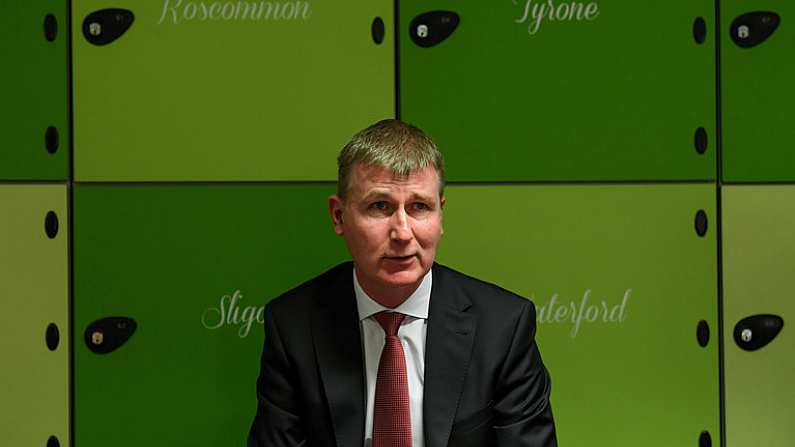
(424, 265, 477, 447)
(312, 267, 365, 447)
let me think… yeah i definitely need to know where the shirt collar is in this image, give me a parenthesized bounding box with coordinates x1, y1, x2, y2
(353, 268, 432, 321)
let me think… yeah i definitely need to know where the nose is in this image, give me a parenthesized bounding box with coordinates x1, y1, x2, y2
(389, 208, 413, 242)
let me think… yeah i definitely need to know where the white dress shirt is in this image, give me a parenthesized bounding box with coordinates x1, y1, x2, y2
(354, 268, 431, 447)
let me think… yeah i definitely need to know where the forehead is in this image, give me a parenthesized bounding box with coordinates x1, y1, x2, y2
(349, 163, 441, 197)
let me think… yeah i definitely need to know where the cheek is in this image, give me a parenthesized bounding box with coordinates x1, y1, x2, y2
(348, 222, 388, 250)
(414, 220, 444, 245)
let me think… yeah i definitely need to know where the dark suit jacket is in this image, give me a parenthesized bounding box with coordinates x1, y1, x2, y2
(248, 262, 557, 447)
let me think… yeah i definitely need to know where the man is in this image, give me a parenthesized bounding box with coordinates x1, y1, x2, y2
(249, 119, 556, 447)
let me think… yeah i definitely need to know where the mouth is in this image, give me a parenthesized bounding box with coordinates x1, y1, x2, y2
(384, 254, 415, 262)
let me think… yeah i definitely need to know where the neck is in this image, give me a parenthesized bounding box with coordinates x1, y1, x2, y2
(371, 285, 418, 308)
(355, 273, 423, 309)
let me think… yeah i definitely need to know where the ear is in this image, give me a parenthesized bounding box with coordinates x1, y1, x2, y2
(328, 195, 345, 235)
(440, 195, 445, 235)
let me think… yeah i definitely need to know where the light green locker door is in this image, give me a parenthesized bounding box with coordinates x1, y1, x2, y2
(437, 184, 719, 446)
(72, 0, 393, 181)
(1, 2, 69, 180)
(73, 184, 348, 446)
(723, 186, 794, 446)
(0, 185, 69, 446)
(400, 1, 715, 181)
(722, 4, 795, 182)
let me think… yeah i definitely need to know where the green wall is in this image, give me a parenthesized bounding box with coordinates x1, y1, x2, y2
(438, 185, 719, 446)
(2, 2, 794, 446)
(0, 185, 69, 445)
(721, 2, 795, 182)
(72, 0, 393, 181)
(73, 184, 347, 445)
(1, 1, 69, 180)
(723, 186, 795, 446)
(400, 1, 715, 181)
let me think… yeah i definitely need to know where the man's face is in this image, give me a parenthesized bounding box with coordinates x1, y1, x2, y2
(329, 163, 444, 306)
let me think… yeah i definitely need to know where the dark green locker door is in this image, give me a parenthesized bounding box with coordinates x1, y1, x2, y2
(72, 1, 393, 181)
(73, 184, 348, 446)
(1, 2, 69, 180)
(437, 185, 719, 446)
(723, 186, 794, 446)
(722, 4, 795, 182)
(0, 185, 69, 445)
(400, 1, 715, 181)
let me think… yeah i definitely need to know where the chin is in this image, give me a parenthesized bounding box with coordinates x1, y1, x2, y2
(379, 269, 425, 288)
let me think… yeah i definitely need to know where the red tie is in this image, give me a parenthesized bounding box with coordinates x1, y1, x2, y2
(372, 312, 412, 447)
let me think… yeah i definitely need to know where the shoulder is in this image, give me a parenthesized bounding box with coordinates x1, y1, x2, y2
(432, 263, 535, 316)
(266, 261, 353, 317)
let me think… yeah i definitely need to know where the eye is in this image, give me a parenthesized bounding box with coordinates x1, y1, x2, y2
(412, 202, 431, 211)
(370, 201, 388, 211)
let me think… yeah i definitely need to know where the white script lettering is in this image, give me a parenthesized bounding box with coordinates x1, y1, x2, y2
(535, 289, 630, 337)
(201, 290, 265, 338)
(513, 0, 600, 35)
(158, 0, 312, 25)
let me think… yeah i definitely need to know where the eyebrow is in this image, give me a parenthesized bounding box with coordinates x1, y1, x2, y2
(409, 192, 435, 203)
(361, 190, 435, 203)
(361, 191, 392, 202)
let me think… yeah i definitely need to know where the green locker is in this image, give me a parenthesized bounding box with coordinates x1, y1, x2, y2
(722, 4, 795, 182)
(73, 184, 348, 445)
(72, 0, 393, 181)
(437, 185, 719, 446)
(400, 1, 715, 181)
(1, 2, 69, 180)
(723, 186, 794, 446)
(0, 185, 69, 445)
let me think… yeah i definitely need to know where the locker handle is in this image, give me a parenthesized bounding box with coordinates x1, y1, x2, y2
(733, 314, 784, 351)
(84, 316, 138, 354)
(409, 11, 460, 48)
(82, 9, 135, 46)
(730, 12, 780, 48)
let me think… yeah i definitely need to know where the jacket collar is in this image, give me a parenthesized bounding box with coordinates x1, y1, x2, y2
(423, 263, 476, 447)
(312, 263, 365, 447)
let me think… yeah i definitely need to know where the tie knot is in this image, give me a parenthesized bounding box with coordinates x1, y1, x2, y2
(373, 312, 405, 336)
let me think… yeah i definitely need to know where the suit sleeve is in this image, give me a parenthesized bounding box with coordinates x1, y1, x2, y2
(493, 300, 557, 446)
(248, 303, 307, 447)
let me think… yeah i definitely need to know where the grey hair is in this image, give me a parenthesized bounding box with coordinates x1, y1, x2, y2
(337, 119, 445, 199)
